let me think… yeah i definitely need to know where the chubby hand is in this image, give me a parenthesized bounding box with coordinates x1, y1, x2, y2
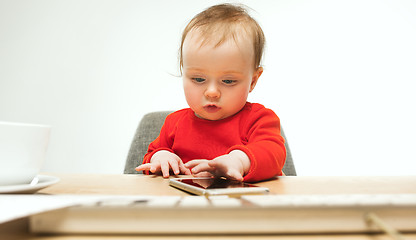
(135, 150, 192, 178)
(184, 150, 251, 181)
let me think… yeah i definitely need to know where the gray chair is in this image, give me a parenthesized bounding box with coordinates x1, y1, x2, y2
(124, 111, 296, 176)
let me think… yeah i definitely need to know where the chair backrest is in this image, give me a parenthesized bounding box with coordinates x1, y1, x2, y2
(124, 111, 297, 176)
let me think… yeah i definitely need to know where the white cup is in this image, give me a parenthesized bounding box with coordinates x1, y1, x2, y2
(0, 121, 51, 186)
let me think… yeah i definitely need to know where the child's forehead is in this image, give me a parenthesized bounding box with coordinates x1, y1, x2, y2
(184, 27, 253, 51)
(182, 28, 256, 70)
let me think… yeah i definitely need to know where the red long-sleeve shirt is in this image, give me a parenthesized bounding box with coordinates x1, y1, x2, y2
(143, 102, 286, 182)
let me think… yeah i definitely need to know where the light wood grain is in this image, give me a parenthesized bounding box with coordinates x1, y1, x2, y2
(38, 174, 416, 195)
(2, 173, 416, 239)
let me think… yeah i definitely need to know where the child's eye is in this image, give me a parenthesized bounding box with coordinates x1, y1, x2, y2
(222, 80, 237, 85)
(192, 78, 206, 83)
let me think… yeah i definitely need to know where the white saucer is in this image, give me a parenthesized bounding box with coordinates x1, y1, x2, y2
(0, 175, 60, 194)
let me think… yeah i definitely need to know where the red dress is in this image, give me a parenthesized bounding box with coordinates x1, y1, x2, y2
(143, 102, 286, 182)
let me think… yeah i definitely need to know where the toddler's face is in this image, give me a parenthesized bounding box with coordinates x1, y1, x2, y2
(182, 31, 262, 121)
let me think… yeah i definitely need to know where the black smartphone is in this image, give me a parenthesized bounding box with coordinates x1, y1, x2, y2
(169, 177, 269, 196)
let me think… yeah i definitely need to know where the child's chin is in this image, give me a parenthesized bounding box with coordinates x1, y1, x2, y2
(195, 112, 222, 121)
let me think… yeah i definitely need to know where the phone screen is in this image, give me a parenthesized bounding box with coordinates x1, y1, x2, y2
(176, 178, 260, 189)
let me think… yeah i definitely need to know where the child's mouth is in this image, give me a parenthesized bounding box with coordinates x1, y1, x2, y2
(203, 104, 221, 113)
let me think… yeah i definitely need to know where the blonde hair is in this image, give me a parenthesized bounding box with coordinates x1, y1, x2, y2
(179, 3, 265, 74)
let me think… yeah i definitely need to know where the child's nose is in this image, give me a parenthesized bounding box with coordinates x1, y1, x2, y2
(205, 83, 220, 99)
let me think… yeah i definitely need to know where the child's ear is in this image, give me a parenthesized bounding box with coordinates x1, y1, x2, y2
(249, 67, 263, 92)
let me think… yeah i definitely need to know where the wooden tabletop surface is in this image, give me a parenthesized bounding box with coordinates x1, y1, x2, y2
(38, 173, 416, 195)
(2, 173, 415, 240)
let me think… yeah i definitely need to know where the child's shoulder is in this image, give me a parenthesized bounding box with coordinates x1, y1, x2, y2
(161, 108, 193, 130)
(245, 102, 276, 115)
(171, 107, 191, 115)
(247, 102, 265, 111)
(242, 102, 280, 123)
(166, 108, 193, 121)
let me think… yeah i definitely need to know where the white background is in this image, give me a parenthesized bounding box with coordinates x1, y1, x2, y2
(1, 0, 415, 176)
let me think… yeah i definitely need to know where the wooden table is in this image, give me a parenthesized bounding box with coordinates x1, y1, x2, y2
(1, 173, 416, 239)
(38, 174, 416, 195)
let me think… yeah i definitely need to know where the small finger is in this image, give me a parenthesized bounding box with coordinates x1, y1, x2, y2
(160, 161, 170, 178)
(208, 160, 219, 168)
(178, 161, 192, 175)
(191, 162, 214, 174)
(184, 159, 207, 168)
(150, 162, 161, 173)
(168, 159, 180, 175)
(194, 172, 214, 177)
(226, 169, 244, 182)
(135, 163, 151, 172)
